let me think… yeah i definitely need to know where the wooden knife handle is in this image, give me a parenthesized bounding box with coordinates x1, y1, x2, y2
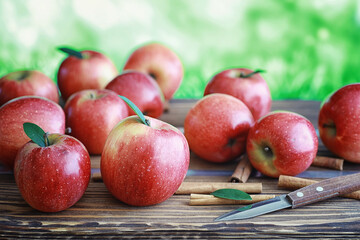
(287, 172, 360, 208)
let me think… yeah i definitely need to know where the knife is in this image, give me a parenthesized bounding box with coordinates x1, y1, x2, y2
(215, 172, 360, 221)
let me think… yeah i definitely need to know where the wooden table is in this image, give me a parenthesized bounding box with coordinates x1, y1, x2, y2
(1, 100, 360, 239)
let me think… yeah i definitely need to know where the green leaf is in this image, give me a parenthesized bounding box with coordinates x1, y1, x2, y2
(23, 122, 48, 147)
(119, 95, 150, 126)
(240, 69, 266, 78)
(235, 204, 253, 212)
(57, 47, 83, 59)
(211, 189, 252, 201)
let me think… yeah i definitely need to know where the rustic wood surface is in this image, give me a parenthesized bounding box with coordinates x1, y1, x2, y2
(1, 99, 360, 239)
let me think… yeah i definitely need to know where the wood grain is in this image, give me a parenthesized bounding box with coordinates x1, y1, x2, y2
(1, 100, 360, 239)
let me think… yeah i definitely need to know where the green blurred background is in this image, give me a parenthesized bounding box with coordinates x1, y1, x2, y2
(0, 0, 359, 100)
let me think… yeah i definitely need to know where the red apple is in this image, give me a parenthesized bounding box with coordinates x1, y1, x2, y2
(0, 70, 59, 106)
(14, 124, 91, 212)
(318, 84, 360, 163)
(57, 47, 118, 100)
(184, 93, 254, 163)
(123, 43, 183, 101)
(64, 89, 129, 155)
(0, 96, 65, 169)
(105, 71, 164, 118)
(204, 68, 271, 120)
(247, 111, 318, 178)
(101, 115, 190, 206)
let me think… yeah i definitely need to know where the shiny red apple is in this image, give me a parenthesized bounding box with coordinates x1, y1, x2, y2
(204, 68, 271, 120)
(14, 124, 91, 212)
(319, 83, 360, 163)
(247, 111, 318, 178)
(101, 114, 190, 206)
(184, 93, 254, 163)
(123, 42, 183, 101)
(105, 71, 164, 118)
(0, 96, 65, 169)
(0, 70, 59, 106)
(64, 89, 129, 155)
(57, 47, 118, 100)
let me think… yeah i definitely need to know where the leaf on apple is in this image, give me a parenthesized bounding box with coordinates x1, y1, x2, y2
(58, 47, 84, 59)
(23, 122, 49, 147)
(119, 95, 150, 126)
(211, 189, 252, 201)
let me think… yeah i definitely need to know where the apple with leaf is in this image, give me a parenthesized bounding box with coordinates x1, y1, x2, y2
(204, 68, 271, 120)
(14, 123, 91, 212)
(101, 96, 190, 206)
(57, 47, 118, 100)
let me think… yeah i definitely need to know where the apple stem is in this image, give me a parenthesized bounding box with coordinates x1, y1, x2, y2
(263, 146, 273, 158)
(322, 123, 337, 137)
(44, 132, 50, 147)
(149, 72, 157, 80)
(12, 71, 31, 81)
(89, 92, 96, 99)
(65, 127, 72, 135)
(240, 69, 266, 78)
(58, 47, 84, 59)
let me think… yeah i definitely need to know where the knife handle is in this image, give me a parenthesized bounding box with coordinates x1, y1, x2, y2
(287, 172, 360, 208)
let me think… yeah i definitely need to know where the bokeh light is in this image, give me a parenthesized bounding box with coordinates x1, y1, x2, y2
(0, 0, 359, 100)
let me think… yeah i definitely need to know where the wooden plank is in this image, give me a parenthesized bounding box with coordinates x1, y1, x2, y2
(1, 100, 360, 238)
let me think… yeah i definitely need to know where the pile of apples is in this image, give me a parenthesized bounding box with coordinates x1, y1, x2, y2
(0, 43, 189, 211)
(185, 69, 317, 178)
(1, 41, 360, 212)
(185, 69, 360, 178)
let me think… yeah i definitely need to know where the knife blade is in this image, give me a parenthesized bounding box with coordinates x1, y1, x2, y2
(215, 172, 360, 221)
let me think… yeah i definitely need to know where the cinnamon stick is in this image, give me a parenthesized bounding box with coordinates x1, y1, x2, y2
(93, 173, 262, 194)
(175, 182, 262, 194)
(278, 175, 360, 200)
(312, 156, 344, 170)
(189, 194, 275, 206)
(229, 154, 252, 183)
